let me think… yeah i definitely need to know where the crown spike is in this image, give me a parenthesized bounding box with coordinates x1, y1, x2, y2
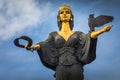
(59, 5, 71, 11)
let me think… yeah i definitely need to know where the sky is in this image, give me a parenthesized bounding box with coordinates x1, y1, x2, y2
(0, 0, 120, 80)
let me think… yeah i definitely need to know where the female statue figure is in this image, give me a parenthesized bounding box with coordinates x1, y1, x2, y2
(25, 5, 112, 80)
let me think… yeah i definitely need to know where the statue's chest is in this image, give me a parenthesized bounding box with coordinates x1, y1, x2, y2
(54, 32, 79, 48)
(58, 32, 74, 41)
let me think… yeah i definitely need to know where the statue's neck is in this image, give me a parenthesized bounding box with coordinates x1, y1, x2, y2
(58, 22, 73, 41)
(60, 22, 72, 33)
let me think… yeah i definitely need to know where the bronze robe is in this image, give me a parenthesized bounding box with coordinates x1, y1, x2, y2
(37, 31, 97, 71)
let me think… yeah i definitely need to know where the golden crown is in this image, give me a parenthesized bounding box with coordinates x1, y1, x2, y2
(59, 5, 71, 10)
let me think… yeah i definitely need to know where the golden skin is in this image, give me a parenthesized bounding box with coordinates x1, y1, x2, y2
(58, 9, 74, 41)
(25, 6, 112, 50)
(90, 25, 112, 38)
(58, 9, 112, 40)
(59, 9, 71, 22)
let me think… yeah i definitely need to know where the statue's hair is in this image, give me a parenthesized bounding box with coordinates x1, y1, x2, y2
(57, 10, 74, 31)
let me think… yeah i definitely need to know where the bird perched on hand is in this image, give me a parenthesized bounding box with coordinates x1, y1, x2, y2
(88, 14, 114, 31)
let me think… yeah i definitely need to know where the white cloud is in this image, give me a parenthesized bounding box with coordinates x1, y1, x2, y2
(0, 0, 52, 41)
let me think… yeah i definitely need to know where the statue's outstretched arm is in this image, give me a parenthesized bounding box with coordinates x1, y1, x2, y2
(24, 44, 40, 50)
(90, 25, 112, 38)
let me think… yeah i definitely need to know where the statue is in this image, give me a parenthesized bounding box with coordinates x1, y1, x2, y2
(14, 5, 114, 80)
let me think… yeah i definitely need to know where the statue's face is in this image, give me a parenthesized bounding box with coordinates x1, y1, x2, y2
(59, 9, 71, 22)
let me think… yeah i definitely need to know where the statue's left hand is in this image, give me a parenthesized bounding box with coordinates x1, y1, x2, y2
(103, 25, 112, 32)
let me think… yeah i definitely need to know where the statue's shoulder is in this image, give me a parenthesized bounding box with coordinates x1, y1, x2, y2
(49, 31, 58, 37)
(74, 31, 83, 35)
(50, 31, 57, 35)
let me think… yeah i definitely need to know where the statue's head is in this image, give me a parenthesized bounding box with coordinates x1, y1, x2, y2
(57, 5, 74, 30)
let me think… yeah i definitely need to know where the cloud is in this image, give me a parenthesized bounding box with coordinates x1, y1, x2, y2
(0, 0, 52, 41)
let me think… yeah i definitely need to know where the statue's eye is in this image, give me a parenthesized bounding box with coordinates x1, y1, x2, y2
(60, 11, 64, 14)
(60, 11, 70, 14)
(66, 11, 70, 14)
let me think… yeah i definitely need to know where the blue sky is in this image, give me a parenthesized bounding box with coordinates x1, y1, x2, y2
(0, 0, 120, 80)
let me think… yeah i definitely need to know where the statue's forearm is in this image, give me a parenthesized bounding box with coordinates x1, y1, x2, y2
(31, 44, 40, 50)
(90, 29, 104, 38)
(90, 25, 112, 38)
(25, 44, 40, 50)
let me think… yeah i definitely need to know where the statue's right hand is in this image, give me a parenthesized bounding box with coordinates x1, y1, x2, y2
(24, 44, 28, 48)
(24, 44, 33, 50)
